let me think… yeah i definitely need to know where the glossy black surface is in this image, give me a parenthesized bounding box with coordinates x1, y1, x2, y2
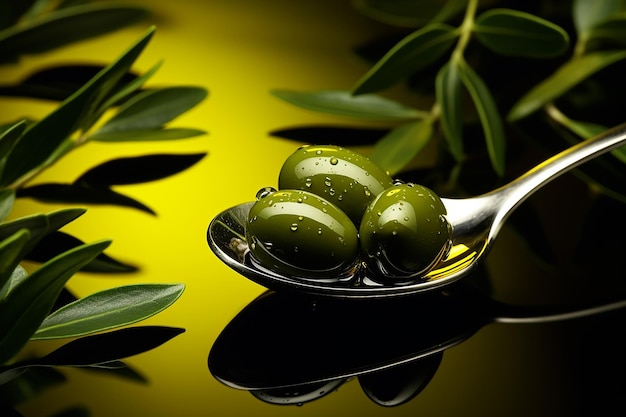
(209, 276, 626, 413)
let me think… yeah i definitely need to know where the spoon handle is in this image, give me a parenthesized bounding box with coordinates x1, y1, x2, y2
(490, 122, 626, 232)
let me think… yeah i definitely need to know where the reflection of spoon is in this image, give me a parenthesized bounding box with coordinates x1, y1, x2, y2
(207, 284, 626, 392)
(208, 123, 626, 297)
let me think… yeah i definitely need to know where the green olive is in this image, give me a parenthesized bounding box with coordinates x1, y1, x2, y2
(246, 188, 359, 280)
(278, 145, 393, 226)
(359, 183, 452, 281)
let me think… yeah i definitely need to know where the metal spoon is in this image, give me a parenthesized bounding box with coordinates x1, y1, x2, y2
(207, 123, 626, 298)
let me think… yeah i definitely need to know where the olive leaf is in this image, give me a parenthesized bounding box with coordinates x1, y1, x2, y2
(0, 189, 15, 221)
(32, 284, 185, 340)
(352, 23, 459, 95)
(473, 8, 569, 58)
(549, 114, 626, 163)
(584, 17, 626, 47)
(0, 230, 31, 296)
(0, 3, 148, 62)
(0, 121, 27, 178)
(352, 0, 465, 28)
(369, 119, 434, 176)
(93, 86, 208, 134)
(0, 1, 35, 31)
(0, 26, 156, 187)
(457, 59, 506, 176)
(573, 0, 625, 35)
(0, 209, 86, 258)
(0, 265, 27, 302)
(271, 90, 427, 120)
(0, 240, 111, 364)
(0, 120, 27, 155)
(93, 60, 162, 115)
(270, 125, 390, 146)
(435, 61, 464, 161)
(88, 127, 205, 142)
(508, 50, 626, 121)
(25, 231, 138, 273)
(46, 208, 88, 234)
(563, 120, 608, 140)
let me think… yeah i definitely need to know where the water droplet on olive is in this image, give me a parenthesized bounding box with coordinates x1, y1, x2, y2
(256, 186, 277, 200)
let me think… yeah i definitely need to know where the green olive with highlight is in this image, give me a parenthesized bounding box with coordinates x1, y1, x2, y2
(278, 145, 393, 226)
(359, 183, 452, 281)
(246, 188, 359, 280)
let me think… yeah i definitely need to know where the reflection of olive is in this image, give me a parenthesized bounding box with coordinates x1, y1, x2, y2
(359, 353, 443, 407)
(246, 188, 359, 280)
(359, 183, 452, 280)
(278, 145, 393, 226)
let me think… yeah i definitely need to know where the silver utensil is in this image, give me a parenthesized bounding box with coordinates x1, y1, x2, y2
(207, 123, 626, 298)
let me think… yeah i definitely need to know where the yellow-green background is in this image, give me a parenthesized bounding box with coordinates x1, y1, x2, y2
(0, 1, 594, 416)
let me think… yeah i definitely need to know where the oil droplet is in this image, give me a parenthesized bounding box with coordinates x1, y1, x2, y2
(317, 228, 323, 235)
(290, 223, 298, 231)
(255, 186, 276, 200)
(298, 216, 304, 221)
(324, 177, 332, 187)
(329, 157, 338, 165)
(297, 197, 303, 203)
(305, 178, 312, 188)
(316, 150, 323, 155)
(364, 188, 371, 197)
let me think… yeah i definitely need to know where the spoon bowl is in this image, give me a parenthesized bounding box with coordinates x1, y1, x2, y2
(207, 123, 626, 298)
